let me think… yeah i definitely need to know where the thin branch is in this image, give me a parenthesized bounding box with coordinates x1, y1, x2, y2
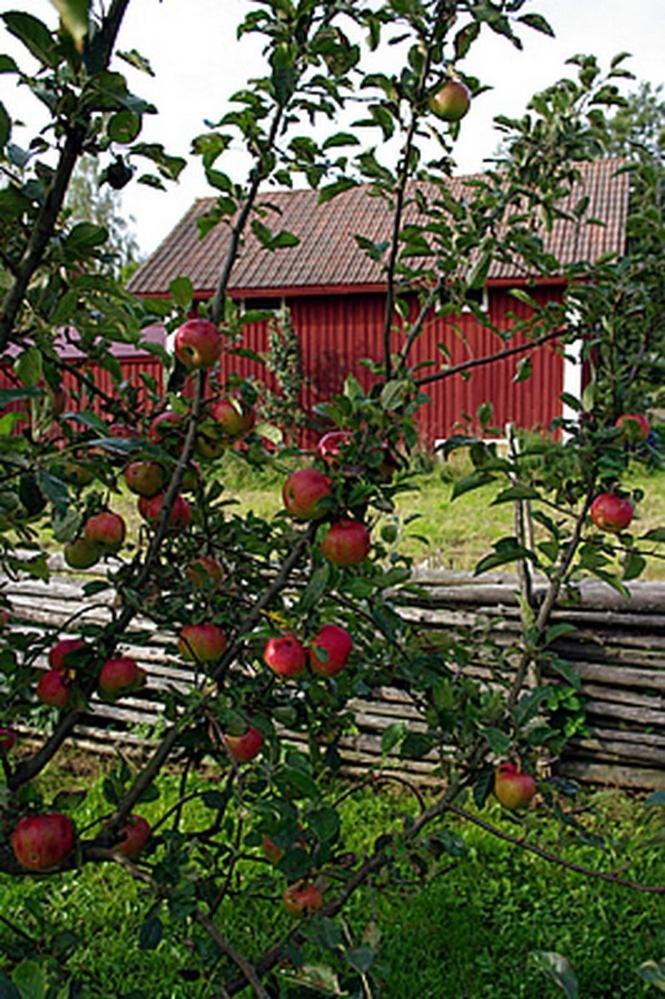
(446, 803, 665, 894)
(415, 327, 563, 388)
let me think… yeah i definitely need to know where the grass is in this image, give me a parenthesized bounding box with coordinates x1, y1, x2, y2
(0, 760, 663, 997)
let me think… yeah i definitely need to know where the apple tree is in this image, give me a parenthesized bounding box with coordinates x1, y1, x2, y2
(0, 1, 663, 995)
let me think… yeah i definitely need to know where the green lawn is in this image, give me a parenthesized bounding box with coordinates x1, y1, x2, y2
(0, 762, 663, 997)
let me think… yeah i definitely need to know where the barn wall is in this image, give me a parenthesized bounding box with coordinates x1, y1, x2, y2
(217, 287, 566, 444)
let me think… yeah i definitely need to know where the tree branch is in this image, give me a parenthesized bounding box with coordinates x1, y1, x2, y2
(415, 327, 563, 388)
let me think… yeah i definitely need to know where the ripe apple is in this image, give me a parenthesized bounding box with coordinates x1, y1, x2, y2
(10, 813, 75, 871)
(494, 762, 536, 810)
(174, 318, 222, 370)
(83, 511, 126, 554)
(283, 881, 323, 917)
(282, 467, 333, 521)
(615, 413, 650, 442)
(263, 634, 307, 678)
(320, 519, 370, 566)
(223, 724, 263, 762)
(48, 638, 87, 672)
(37, 670, 71, 708)
(590, 493, 634, 533)
(64, 537, 100, 569)
(138, 492, 192, 531)
(186, 556, 224, 588)
(429, 79, 471, 122)
(115, 814, 152, 859)
(317, 431, 352, 465)
(99, 657, 146, 700)
(308, 624, 353, 677)
(178, 623, 227, 663)
(209, 398, 256, 439)
(149, 409, 184, 445)
(0, 726, 17, 752)
(124, 461, 166, 498)
(0, 603, 11, 629)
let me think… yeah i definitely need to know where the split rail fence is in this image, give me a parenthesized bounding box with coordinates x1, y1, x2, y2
(5, 559, 664, 790)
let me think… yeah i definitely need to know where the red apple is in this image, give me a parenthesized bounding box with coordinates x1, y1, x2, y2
(320, 519, 370, 566)
(99, 657, 146, 700)
(48, 638, 87, 672)
(64, 537, 100, 569)
(283, 881, 323, 917)
(186, 556, 224, 589)
(209, 398, 256, 439)
(138, 492, 192, 531)
(308, 624, 352, 677)
(317, 431, 352, 465)
(429, 79, 471, 122)
(149, 410, 184, 445)
(115, 815, 152, 859)
(0, 726, 17, 752)
(615, 413, 650, 442)
(174, 318, 222, 370)
(0, 603, 11, 629)
(223, 725, 263, 762)
(10, 813, 75, 871)
(178, 623, 227, 664)
(124, 461, 166, 498)
(263, 634, 307, 678)
(282, 467, 333, 521)
(590, 493, 634, 533)
(84, 511, 126, 554)
(494, 762, 536, 810)
(37, 670, 71, 708)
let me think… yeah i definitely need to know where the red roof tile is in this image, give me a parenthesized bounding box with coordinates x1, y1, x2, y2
(128, 159, 628, 297)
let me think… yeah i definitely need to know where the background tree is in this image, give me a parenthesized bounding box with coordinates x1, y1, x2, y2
(66, 154, 139, 275)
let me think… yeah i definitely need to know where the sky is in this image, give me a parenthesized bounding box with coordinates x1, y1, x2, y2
(0, 0, 663, 256)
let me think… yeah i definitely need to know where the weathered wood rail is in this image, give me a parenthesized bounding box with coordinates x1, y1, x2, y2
(4, 560, 665, 789)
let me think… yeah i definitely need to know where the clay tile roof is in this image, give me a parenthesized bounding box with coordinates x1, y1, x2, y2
(128, 158, 628, 297)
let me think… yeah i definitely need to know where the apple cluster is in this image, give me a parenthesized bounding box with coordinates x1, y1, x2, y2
(36, 638, 146, 710)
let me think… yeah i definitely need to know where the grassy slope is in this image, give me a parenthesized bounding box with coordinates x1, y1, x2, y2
(0, 765, 663, 997)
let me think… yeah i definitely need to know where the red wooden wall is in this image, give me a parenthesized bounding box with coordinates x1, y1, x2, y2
(221, 285, 565, 443)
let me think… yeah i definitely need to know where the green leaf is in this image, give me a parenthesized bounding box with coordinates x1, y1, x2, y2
(483, 727, 511, 755)
(318, 178, 357, 205)
(3, 12, 58, 67)
(451, 471, 495, 501)
(139, 915, 163, 951)
(322, 132, 360, 150)
(11, 960, 46, 999)
(513, 357, 532, 383)
(346, 946, 374, 974)
(637, 959, 665, 992)
(641, 528, 665, 543)
(14, 347, 43, 387)
(117, 48, 154, 75)
(645, 790, 665, 806)
(65, 222, 108, 253)
(543, 623, 578, 645)
(0, 102, 10, 147)
(518, 13, 555, 36)
(0, 55, 19, 73)
(473, 767, 494, 809)
(474, 540, 535, 576)
(169, 276, 193, 310)
(381, 721, 405, 755)
(491, 483, 540, 504)
(530, 951, 578, 999)
(51, 0, 89, 51)
(108, 110, 141, 144)
(454, 20, 480, 59)
(308, 807, 340, 844)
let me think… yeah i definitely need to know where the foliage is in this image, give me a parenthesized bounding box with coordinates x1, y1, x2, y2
(0, 0, 662, 994)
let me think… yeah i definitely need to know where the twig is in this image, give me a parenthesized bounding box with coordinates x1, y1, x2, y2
(415, 328, 563, 388)
(446, 803, 665, 894)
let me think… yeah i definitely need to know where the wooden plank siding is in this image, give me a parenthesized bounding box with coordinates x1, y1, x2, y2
(4, 562, 663, 789)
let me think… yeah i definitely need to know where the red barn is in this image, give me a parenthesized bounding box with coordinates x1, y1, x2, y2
(129, 159, 627, 444)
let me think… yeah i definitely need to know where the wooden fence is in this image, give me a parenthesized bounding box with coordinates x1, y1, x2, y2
(4, 560, 664, 789)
